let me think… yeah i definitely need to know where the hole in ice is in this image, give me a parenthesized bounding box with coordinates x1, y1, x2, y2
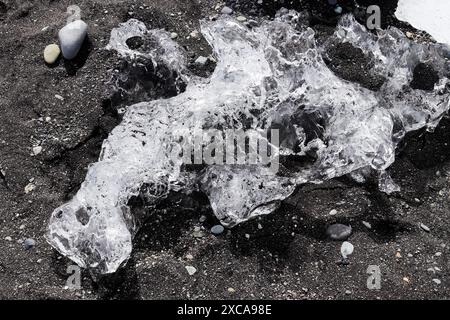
(75, 208, 90, 226)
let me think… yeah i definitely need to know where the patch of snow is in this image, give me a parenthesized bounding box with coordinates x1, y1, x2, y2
(395, 0, 450, 46)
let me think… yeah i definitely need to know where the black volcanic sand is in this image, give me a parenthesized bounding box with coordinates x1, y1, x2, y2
(0, 0, 449, 299)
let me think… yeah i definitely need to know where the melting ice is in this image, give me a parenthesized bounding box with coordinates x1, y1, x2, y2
(47, 10, 450, 274)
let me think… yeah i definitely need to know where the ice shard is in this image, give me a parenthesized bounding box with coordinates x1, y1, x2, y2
(47, 11, 450, 274)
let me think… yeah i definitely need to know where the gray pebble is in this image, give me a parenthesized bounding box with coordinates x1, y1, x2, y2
(326, 224, 352, 241)
(221, 6, 233, 15)
(58, 20, 88, 60)
(211, 225, 224, 235)
(23, 238, 36, 250)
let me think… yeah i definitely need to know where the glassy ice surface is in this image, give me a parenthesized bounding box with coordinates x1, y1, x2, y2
(47, 11, 450, 274)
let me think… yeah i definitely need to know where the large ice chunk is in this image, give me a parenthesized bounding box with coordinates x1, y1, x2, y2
(47, 12, 450, 274)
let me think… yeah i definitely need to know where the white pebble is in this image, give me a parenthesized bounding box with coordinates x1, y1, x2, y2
(362, 221, 372, 229)
(185, 265, 197, 276)
(24, 183, 36, 194)
(43, 44, 61, 64)
(190, 30, 199, 38)
(221, 6, 233, 15)
(419, 223, 430, 232)
(32, 146, 42, 156)
(195, 56, 208, 65)
(340, 241, 354, 259)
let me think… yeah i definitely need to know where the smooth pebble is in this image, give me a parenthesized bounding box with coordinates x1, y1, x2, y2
(23, 238, 36, 250)
(43, 44, 61, 64)
(419, 223, 430, 232)
(185, 265, 197, 276)
(58, 20, 88, 60)
(340, 241, 354, 259)
(211, 225, 224, 235)
(221, 6, 233, 15)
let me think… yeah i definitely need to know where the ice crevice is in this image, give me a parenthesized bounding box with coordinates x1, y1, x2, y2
(46, 10, 450, 274)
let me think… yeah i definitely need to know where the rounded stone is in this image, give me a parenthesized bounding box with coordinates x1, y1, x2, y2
(43, 44, 61, 64)
(340, 241, 354, 259)
(326, 224, 352, 241)
(23, 238, 36, 250)
(334, 6, 343, 14)
(211, 225, 224, 235)
(221, 6, 233, 15)
(58, 20, 88, 60)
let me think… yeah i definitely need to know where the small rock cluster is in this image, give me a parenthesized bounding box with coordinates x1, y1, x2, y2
(43, 19, 88, 64)
(326, 213, 354, 261)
